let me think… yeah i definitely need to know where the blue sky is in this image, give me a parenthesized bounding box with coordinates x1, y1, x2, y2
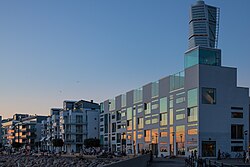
(0, 0, 250, 119)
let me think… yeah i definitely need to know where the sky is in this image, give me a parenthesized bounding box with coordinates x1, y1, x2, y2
(0, 0, 250, 119)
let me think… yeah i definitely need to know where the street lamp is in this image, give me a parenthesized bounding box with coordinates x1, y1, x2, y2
(171, 132, 175, 156)
(244, 130, 248, 152)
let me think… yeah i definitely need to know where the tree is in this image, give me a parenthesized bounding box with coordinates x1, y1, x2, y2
(84, 138, 100, 148)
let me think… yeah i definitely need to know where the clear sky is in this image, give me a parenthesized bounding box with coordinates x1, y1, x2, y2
(0, 0, 250, 119)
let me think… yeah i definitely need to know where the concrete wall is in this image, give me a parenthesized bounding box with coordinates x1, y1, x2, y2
(104, 154, 151, 167)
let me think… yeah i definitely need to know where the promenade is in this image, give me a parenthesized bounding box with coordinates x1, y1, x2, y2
(149, 157, 250, 167)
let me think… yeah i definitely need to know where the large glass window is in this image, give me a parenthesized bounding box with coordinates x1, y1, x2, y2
(127, 107, 132, 120)
(231, 124, 244, 139)
(187, 107, 198, 122)
(202, 88, 216, 104)
(144, 130, 151, 142)
(176, 114, 185, 120)
(144, 102, 151, 115)
(160, 113, 167, 126)
(152, 81, 159, 98)
(109, 99, 115, 111)
(188, 88, 198, 108)
(134, 88, 143, 104)
(169, 109, 173, 125)
(121, 94, 126, 107)
(160, 97, 167, 113)
(138, 117, 144, 129)
(116, 110, 121, 121)
(170, 71, 185, 91)
(202, 141, 216, 157)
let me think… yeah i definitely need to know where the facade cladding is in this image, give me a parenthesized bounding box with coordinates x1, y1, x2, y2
(100, 0, 249, 158)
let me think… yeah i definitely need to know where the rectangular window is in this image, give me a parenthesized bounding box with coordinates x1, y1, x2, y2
(176, 97, 185, 104)
(160, 132, 168, 137)
(116, 110, 121, 121)
(160, 113, 167, 126)
(112, 123, 116, 132)
(152, 81, 159, 98)
(152, 117, 159, 124)
(202, 88, 216, 104)
(231, 146, 243, 152)
(187, 107, 198, 122)
(134, 88, 143, 104)
(145, 119, 151, 125)
(170, 109, 173, 125)
(188, 88, 198, 107)
(231, 124, 244, 139)
(202, 141, 216, 157)
(144, 130, 151, 142)
(188, 129, 198, 135)
(160, 97, 167, 113)
(121, 94, 126, 107)
(152, 104, 159, 110)
(138, 117, 144, 129)
(127, 107, 132, 120)
(127, 120, 132, 131)
(231, 112, 243, 118)
(145, 103, 151, 115)
(109, 99, 115, 111)
(176, 114, 185, 120)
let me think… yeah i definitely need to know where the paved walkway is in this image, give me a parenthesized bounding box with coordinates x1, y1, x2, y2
(149, 157, 186, 167)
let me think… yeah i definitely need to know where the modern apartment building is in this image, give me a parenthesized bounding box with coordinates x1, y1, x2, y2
(99, 0, 249, 158)
(2, 114, 29, 146)
(40, 108, 61, 151)
(14, 115, 47, 149)
(60, 100, 100, 153)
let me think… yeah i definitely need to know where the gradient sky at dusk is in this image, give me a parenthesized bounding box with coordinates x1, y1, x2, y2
(0, 0, 250, 119)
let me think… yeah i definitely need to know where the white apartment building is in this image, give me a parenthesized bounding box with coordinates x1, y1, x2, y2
(60, 100, 100, 153)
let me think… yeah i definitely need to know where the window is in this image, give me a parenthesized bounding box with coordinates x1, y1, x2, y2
(187, 107, 198, 122)
(144, 103, 151, 115)
(202, 88, 216, 104)
(144, 130, 151, 142)
(152, 104, 158, 110)
(152, 81, 159, 98)
(121, 94, 126, 107)
(160, 113, 167, 126)
(134, 88, 143, 104)
(202, 141, 216, 157)
(231, 125, 243, 139)
(160, 97, 167, 113)
(188, 129, 198, 135)
(176, 97, 185, 104)
(152, 117, 159, 124)
(160, 132, 168, 137)
(109, 99, 115, 111)
(127, 107, 132, 120)
(231, 146, 243, 152)
(127, 120, 132, 131)
(176, 114, 185, 120)
(112, 123, 116, 132)
(231, 112, 243, 118)
(170, 109, 173, 125)
(188, 88, 198, 107)
(138, 117, 144, 129)
(116, 110, 121, 121)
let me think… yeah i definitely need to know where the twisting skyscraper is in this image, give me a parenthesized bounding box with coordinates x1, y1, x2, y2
(188, 0, 220, 49)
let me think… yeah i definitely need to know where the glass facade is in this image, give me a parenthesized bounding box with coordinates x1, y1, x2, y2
(121, 94, 126, 107)
(170, 71, 185, 91)
(185, 47, 221, 69)
(134, 88, 143, 104)
(188, 88, 198, 108)
(152, 81, 159, 98)
(160, 97, 167, 113)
